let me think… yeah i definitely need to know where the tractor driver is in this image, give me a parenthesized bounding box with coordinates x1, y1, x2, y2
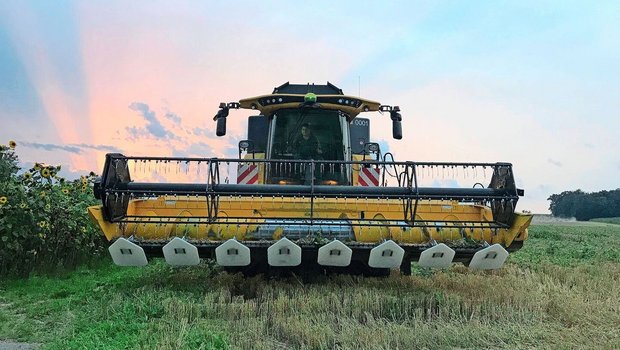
(292, 123, 323, 159)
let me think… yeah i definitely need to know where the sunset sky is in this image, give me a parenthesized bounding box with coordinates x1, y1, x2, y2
(1, 1, 619, 213)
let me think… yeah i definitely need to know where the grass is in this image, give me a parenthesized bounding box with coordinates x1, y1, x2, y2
(1, 222, 620, 349)
(591, 217, 620, 225)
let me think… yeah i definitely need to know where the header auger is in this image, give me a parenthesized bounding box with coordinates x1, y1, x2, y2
(88, 82, 532, 276)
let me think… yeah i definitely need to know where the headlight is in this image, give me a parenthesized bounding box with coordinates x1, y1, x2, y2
(367, 143, 379, 152)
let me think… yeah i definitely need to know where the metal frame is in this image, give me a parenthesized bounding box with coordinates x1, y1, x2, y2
(95, 154, 521, 229)
(137, 239, 524, 263)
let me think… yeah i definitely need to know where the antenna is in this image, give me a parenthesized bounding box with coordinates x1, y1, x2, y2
(358, 76, 361, 97)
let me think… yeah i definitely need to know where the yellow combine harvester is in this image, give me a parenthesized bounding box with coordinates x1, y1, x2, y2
(88, 82, 532, 275)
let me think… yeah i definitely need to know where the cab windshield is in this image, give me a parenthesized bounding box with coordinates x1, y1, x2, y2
(270, 109, 345, 161)
(267, 108, 349, 185)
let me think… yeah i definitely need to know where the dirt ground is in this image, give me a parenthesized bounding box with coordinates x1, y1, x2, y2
(531, 214, 577, 224)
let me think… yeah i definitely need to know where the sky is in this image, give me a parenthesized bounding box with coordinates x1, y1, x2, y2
(0, 0, 619, 213)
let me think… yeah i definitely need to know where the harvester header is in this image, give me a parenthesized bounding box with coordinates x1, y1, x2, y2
(88, 82, 532, 275)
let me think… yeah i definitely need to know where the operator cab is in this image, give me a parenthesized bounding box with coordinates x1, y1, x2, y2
(213, 82, 403, 185)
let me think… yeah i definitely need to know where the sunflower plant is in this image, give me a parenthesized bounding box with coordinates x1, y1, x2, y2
(0, 141, 106, 276)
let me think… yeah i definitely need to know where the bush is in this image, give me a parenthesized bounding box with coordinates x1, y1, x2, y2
(0, 141, 107, 276)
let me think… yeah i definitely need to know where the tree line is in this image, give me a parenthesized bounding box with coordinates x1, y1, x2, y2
(548, 189, 620, 221)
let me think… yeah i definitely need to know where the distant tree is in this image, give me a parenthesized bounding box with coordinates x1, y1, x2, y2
(548, 190, 583, 218)
(548, 189, 620, 221)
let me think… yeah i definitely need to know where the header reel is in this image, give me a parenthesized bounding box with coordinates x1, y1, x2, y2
(94, 154, 523, 229)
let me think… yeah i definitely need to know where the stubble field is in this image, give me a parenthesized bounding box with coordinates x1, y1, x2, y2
(1, 221, 619, 349)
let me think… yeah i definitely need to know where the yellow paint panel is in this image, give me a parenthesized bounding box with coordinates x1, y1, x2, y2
(238, 94, 381, 118)
(88, 196, 533, 247)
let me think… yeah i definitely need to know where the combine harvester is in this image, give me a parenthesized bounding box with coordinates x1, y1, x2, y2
(88, 82, 532, 276)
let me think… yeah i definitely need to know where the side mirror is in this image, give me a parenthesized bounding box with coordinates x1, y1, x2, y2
(216, 117, 227, 136)
(214, 103, 229, 137)
(390, 106, 402, 140)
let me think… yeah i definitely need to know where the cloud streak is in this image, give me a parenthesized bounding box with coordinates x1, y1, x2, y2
(72, 143, 123, 153)
(20, 142, 81, 154)
(164, 111, 182, 124)
(19, 141, 122, 154)
(128, 102, 175, 139)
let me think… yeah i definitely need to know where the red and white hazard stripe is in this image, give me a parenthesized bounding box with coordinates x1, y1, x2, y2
(237, 163, 259, 184)
(358, 167, 380, 187)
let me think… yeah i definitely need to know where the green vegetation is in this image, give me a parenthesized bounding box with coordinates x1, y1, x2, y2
(510, 223, 620, 267)
(2, 223, 620, 349)
(0, 142, 105, 276)
(591, 217, 620, 225)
